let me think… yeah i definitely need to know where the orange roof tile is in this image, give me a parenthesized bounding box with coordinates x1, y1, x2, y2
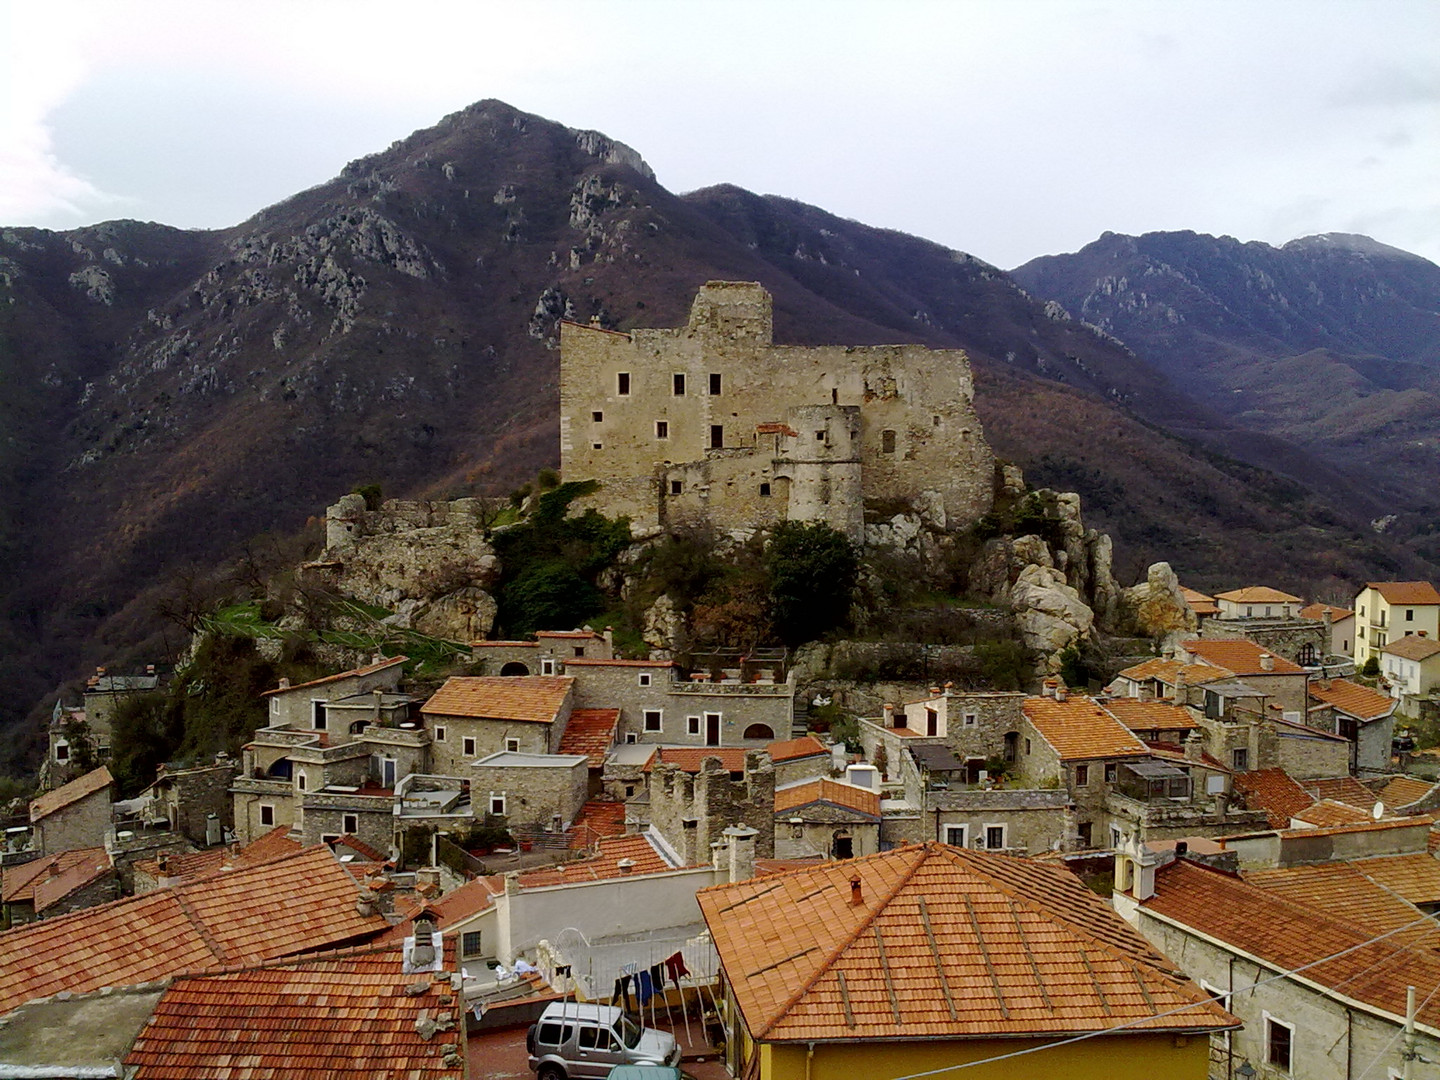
(1299, 603, 1353, 622)
(536, 630, 604, 639)
(1384, 634, 1440, 662)
(133, 828, 305, 887)
(1241, 861, 1431, 939)
(644, 747, 749, 773)
(1022, 696, 1149, 761)
(260, 655, 406, 697)
(32, 856, 113, 912)
(1378, 776, 1437, 811)
(1180, 586, 1217, 612)
(421, 675, 573, 722)
(755, 857, 828, 876)
(124, 945, 464, 1079)
(0, 845, 386, 1014)
(1181, 639, 1306, 676)
(1293, 799, 1374, 827)
(241, 824, 306, 863)
(331, 833, 387, 862)
(2, 848, 109, 904)
(766, 735, 828, 763)
(1309, 678, 1396, 722)
(518, 833, 687, 887)
(569, 799, 629, 849)
(1145, 859, 1440, 1028)
(1113, 657, 1227, 687)
(1351, 853, 1440, 907)
(1215, 586, 1302, 604)
(378, 875, 507, 943)
(1303, 775, 1382, 810)
(700, 844, 1236, 1042)
(1102, 699, 1200, 732)
(556, 708, 620, 767)
(1232, 768, 1315, 829)
(1367, 581, 1440, 606)
(29, 766, 113, 822)
(774, 779, 881, 819)
(470, 639, 539, 648)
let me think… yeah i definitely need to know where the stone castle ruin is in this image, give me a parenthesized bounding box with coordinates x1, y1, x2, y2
(559, 281, 995, 541)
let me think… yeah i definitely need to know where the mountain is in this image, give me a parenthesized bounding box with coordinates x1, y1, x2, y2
(0, 101, 1432, 772)
(1010, 231, 1440, 543)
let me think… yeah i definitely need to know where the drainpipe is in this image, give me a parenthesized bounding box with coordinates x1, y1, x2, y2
(805, 1042, 815, 1080)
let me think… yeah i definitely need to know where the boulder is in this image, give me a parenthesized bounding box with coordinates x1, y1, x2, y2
(642, 593, 684, 653)
(1119, 562, 1197, 639)
(1009, 563, 1095, 664)
(412, 587, 498, 641)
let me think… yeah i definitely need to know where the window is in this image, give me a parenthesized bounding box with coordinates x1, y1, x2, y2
(505, 738, 520, 753)
(296, 770, 307, 792)
(933, 414, 941, 426)
(963, 712, 977, 727)
(592, 442, 602, 450)
(461, 930, 483, 958)
(673, 373, 686, 396)
(759, 482, 771, 497)
(1104, 763, 1117, 783)
(343, 813, 358, 834)
(709, 373, 722, 395)
(1024, 738, 1032, 755)
(1077, 821, 1093, 847)
(1232, 747, 1249, 771)
(489, 793, 506, 815)
(655, 420, 669, 439)
(743, 723, 774, 740)
(1075, 764, 1090, 786)
(709, 424, 723, 449)
(984, 825, 1006, 851)
(435, 725, 447, 742)
(815, 430, 826, 441)
(592, 410, 603, 422)
(270, 699, 279, 716)
(1407, 608, 1415, 621)
(687, 715, 701, 735)
(644, 710, 663, 732)
(638, 673, 652, 687)
(625, 732, 637, 744)
(943, 824, 968, 846)
(54, 742, 69, 761)
(1266, 1015, 1293, 1071)
(259, 803, 275, 826)
(536, 1022, 573, 1046)
(617, 372, 630, 395)
(573, 646, 585, 657)
(541, 658, 555, 675)
(463, 736, 476, 757)
(670, 480, 683, 496)
(312, 700, 327, 730)
(881, 429, 896, 454)
(1110, 826, 1122, 849)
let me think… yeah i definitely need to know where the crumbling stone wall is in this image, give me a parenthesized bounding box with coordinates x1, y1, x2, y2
(1200, 619, 1328, 666)
(152, 758, 239, 845)
(647, 752, 775, 864)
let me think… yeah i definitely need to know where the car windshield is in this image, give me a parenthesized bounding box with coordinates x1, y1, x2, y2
(617, 1015, 643, 1049)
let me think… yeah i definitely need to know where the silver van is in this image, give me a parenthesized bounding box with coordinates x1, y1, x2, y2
(526, 1001, 681, 1079)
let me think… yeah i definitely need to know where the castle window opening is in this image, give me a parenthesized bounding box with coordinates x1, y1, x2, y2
(55, 742, 69, 761)
(463, 737, 476, 756)
(655, 421, 669, 439)
(673, 372, 686, 396)
(759, 483, 771, 497)
(638, 673, 652, 687)
(815, 431, 826, 441)
(644, 710, 663, 732)
(259, 803, 275, 827)
(688, 715, 700, 735)
(617, 372, 630, 395)
(312, 700, 327, 730)
(343, 813, 358, 834)
(592, 442, 602, 451)
(881, 429, 896, 454)
(592, 410, 603, 422)
(709, 425, 724, 449)
(709, 372, 722, 395)
(831, 388, 838, 404)
(743, 723, 774, 740)
(670, 480, 683, 496)
(573, 646, 585, 657)
(933, 415, 941, 426)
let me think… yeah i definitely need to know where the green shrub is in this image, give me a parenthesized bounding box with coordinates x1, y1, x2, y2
(764, 522, 859, 647)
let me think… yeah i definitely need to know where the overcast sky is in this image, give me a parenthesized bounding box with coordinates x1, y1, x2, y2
(2, 0, 1435, 269)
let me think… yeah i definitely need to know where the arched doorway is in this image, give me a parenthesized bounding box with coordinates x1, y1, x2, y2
(499, 661, 530, 677)
(743, 723, 775, 740)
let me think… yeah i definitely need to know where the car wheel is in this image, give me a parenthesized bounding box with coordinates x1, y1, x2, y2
(537, 1066, 566, 1080)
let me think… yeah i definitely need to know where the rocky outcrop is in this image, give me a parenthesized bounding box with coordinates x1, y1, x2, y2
(1117, 561, 1196, 640)
(642, 593, 684, 655)
(1009, 564, 1094, 665)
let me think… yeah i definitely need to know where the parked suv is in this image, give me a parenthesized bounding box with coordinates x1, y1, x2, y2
(526, 1001, 681, 1078)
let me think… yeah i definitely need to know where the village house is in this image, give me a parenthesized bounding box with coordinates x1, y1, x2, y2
(27, 766, 114, 855)
(469, 627, 614, 675)
(1214, 585, 1304, 620)
(1354, 580, 1440, 667)
(1382, 632, 1440, 708)
(1307, 676, 1398, 775)
(421, 675, 575, 770)
(468, 750, 589, 833)
(1300, 601, 1356, 656)
(773, 777, 881, 860)
(1177, 639, 1310, 716)
(1181, 586, 1219, 623)
(699, 843, 1237, 1080)
(644, 749, 777, 863)
(43, 665, 161, 786)
(0, 847, 115, 926)
(136, 753, 238, 847)
(261, 654, 409, 733)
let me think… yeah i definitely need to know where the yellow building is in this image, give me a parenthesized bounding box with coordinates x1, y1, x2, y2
(697, 843, 1236, 1080)
(1353, 581, 1440, 667)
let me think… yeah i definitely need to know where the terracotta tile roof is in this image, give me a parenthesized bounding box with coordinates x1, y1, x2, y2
(536, 630, 604, 639)
(331, 833, 387, 862)
(260, 655, 406, 697)
(1215, 586, 1302, 604)
(0, 845, 386, 1014)
(378, 875, 507, 943)
(1232, 768, 1315, 829)
(1241, 861, 1430, 939)
(1352, 853, 1440, 907)
(31, 856, 113, 913)
(644, 747, 749, 773)
(133, 847, 226, 882)
(2, 848, 109, 904)
(755, 857, 827, 876)
(1379, 776, 1437, 811)
(1022, 697, 1149, 762)
(1102, 699, 1200, 732)
(773, 779, 881, 819)
(1113, 657, 1227, 687)
(561, 657, 674, 667)
(755, 422, 799, 436)
(1180, 587, 1219, 615)
(1384, 634, 1440, 662)
(1367, 581, 1440, 606)
(556, 708, 620, 767)
(421, 675, 573, 722)
(1145, 859, 1440, 1028)
(1293, 799, 1375, 827)
(569, 799, 629, 849)
(132, 827, 305, 886)
(518, 833, 686, 887)
(1309, 678, 1396, 722)
(29, 766, 113, 822)
(1181, 639, 1306, 676)
(242, 824, 306, 863)
(124, 945, 464, 1079)
(700, 843, 1236, 1042)
(1299, 603, 1353, 622)
(1303, 775, 1382, 810)
(766, 735, 828, 763)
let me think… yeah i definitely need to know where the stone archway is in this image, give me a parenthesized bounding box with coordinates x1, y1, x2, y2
(499, 661, 530, 677)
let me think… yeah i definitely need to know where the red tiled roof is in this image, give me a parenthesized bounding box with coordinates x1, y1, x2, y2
(766, 735, 827, 762)
(644, 747, 748, 773)
(561, 658, 674, 667)
(774, 778, 881, 819)
(1384, 634, 1440, 662)
(470, 640, 539, 648)
(1241, 861, 1431, 940)
(536, 630, 604, 639)
(1181, 639, 1305, 676)
(421, 675, 573, 722)
(331, 833, 387, 862)
(1378, 776, 1437, 812)
(32, 856, 113, 913)
(700, 844, 1236, 1042)
(569, 799, 629, 849)
(1022, 696, 1149, 761)
(1292, 799, 1374, 827)
(124, 945, 464, 1079)
(1180, 587, 1219, 616)
(1232, 768, 1314, 829)
(1352, 853, 1440, 907)
(1309, 678, 1396, 722)
(0, 845, 386, 1014)
(29, 766, 113, 822)
(1102, 699, 1200, 732)
(1215, 586, 1302, 604)
(518, 833, 687, 887)
(755, 857, 827, 876)
(1113, 657, 1227, 687)
(260, 656, 406, 697)
(378, 875, 507, 944)
(1299, 603, 1353, 622)
(1303, 775, 1381, 810)
(1367, 581, 1440, 606)
(132, 827, 305, 886)
(556, 708, 620, 767)
(2, 848, 109, 904)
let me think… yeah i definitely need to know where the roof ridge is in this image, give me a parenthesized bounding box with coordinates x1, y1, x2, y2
(752, 845, 930, 1039)
(173, 889, 230, 966)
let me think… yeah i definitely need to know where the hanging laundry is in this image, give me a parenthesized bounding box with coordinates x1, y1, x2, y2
(612, 974, 633, 1009)
(665, 951, 690, 982)
(636, 969, 654, 1005)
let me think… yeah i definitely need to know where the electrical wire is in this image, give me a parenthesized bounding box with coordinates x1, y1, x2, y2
(1354, 978, 1440, 1080)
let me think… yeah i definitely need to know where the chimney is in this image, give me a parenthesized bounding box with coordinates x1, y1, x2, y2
(882, 703, 895, 727)
(1259, 653, 1274, 672)
(616, 857, 636, 875)
(943, 681, 955, 696)
(724, 825, 758, 883)
(602, 627, 614, 657)
(1175, 840, 1188, 857)
(278, 677, 291, 690)
(47, 861, 61, 878)
(1421, 631, 1429, 639)
(157, 852, 169, 875)
(146, 664, 156, 676)
(1184, 730, 1205, 762)
(1055, 684, 1068, 702)
(409, 914, 437, 969)
(1212, 790, 1229, 822)
(849, 877, 863, 906)
(373, 688, 384, 724)
(929, 686, 941, 698)
(710, 839, 729, 872)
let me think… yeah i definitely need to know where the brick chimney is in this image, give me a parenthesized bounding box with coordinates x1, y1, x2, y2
(409, 914, 437, 969)
(849, 877, 863, 906)
(278, 677, 290, 690)
(1259, 653, 1274, 672)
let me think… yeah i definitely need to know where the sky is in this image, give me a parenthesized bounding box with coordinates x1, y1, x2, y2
(2, 0, 1436, 270)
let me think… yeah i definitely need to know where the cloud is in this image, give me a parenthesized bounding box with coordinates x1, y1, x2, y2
(1328, 64, 1440, 108)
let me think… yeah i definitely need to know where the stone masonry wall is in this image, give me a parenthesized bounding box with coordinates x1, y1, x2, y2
(155, 760, 238, 845)
(647, 752, 776, 864)
(36, 788, 112, 855)
(470, 759, 589, 832)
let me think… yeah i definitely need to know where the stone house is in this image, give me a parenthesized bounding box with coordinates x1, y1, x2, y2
(1214, 586, 1303, 620)
(559, 281, 995, 543)
(1381, 632, 1440, 707)
(1300, 602, 1355, 657)
(421, 675, 575, 771)
(926, 788, 1073, 855)
(1306, 677, 1397, 775)
(1180, 586, 1219, 622)
(1, 848, 115, 927)
(764, 735, 833, 786)
(646, 750, 776, 864)
(139, 755, 238, 847)
(469, 628, 614, 676)
(29, 767, 114, 855)
(1177, 639, 1310, 716)
(1354, 580, 1440, 667)
(773, 778, 881, 860)
(81, 666, 161, 751)
(468, 751, 590, 832)
(1106, 656, 1228, 702)
(260, 655, 408, 734)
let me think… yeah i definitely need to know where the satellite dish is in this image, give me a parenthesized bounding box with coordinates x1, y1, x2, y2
(1372, 802, 1384, 820)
